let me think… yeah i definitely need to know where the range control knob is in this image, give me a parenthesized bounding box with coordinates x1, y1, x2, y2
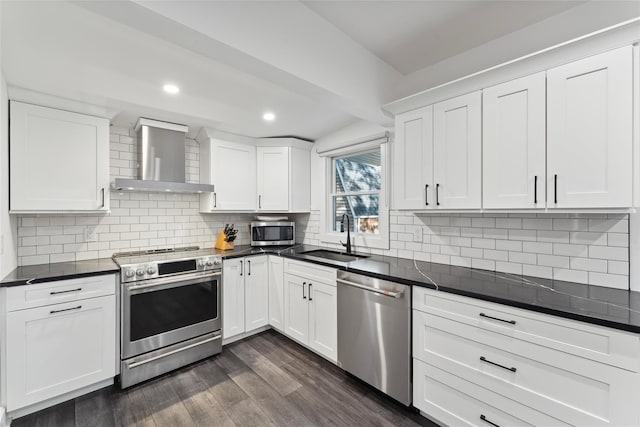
(136, 268, 145, 276)
(205, 259, 214, 267)
(213, 257, 222, 266)
(125, 269, 135, 278)
(198, 259, 206, 268)
(146, 266, 156, 275)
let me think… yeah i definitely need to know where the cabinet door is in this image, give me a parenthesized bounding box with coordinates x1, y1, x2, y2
(256, 146, 289, 211)
(308, 281, 337, 362)
(483, 73, 546, 209)
(244, 256, 269, 332)
(393, 106, 433, 210)
(210, 140, 256, 210)
(547, 46, 633, 208)
(268, 256, 285, 331)
(433, 91, 482, 209)
(283, 274, 309, 344)
(6, 295, 116, 411)
(222, 258, 245, 339)
(9, 101, 110, 212)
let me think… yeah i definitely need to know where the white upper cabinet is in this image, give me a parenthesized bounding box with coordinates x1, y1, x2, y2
(200, 138, 257, 211)
(433, 91, 482, 209)
(199, 131, 311, 213)
(547, 46, 633, 208)
(393, 106, 433, 210)
(257, 146, 289, 211)
(483, 72, 546, 209)
(9, 101, 110, 213)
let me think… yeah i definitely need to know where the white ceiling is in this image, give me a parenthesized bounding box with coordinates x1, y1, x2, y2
(303, 1, 585, 75)
(1, 1, 637, 141)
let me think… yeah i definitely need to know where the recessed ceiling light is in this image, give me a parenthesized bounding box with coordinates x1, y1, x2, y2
(163, 84, 180, 94)
(263, 112, 275, 121)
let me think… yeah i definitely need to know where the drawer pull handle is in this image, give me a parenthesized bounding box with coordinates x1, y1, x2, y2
(50, 288, 82, 295)
(480, 414, 500, 427)
(480, 356, 517, 373)
(50, 305, 82, 315)
(479, 312, 516, 325)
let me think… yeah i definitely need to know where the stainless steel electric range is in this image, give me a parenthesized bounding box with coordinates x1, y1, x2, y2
(112, 247, 222, 388)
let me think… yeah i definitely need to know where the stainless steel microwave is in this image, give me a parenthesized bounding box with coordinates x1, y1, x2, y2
(250, 221, 295, 246)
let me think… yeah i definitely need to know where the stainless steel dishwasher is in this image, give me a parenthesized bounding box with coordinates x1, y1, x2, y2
(337, 270, 411, 405)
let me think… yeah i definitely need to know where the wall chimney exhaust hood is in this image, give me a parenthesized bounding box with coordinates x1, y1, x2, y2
(113, 118, 215, 194)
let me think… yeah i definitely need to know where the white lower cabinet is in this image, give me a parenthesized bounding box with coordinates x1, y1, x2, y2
(268, 256, 284, 331)
(283, 259, 337, 362)
(412, 287, 640, 427)
(5, 276, 116, 412)
(222, 255, 268, 340)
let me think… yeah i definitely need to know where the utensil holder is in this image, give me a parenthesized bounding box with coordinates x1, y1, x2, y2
(214, 231, 235, 250)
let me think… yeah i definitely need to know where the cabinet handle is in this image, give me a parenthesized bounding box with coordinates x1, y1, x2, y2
(309, 283, 313, 301)
(213, 192, 217, 208)
(240, 260, 243, 276)
(480, 356, 517, 373)
(50, 288, 82, 295)
(259, 195, 262, 209)
(302, 281, 307, 299)
(554, 174, 558, 204)
(425, 184, 429, 206)
(100, 188, 105, 208)
(50, 305, 82, 315)
(479, 312, 516, 325)
(533, 175, 537, 204)
(436, 183, 440, 206)
(247, 259, 251, 276)
(480, 415, 500, 427)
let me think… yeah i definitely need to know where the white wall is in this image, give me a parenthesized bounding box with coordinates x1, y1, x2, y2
(15, 126, 254, 265)
(0, 73, 18, 277)
(297, 119, 631, 289)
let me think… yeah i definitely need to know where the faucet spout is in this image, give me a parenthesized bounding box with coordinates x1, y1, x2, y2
(341, 213, 352, 254)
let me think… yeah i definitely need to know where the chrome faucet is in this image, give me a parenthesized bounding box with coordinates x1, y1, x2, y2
(340, 213, 352, 254)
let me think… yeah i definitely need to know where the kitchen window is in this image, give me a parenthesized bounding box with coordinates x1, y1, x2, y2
(319, 134, 389, 250)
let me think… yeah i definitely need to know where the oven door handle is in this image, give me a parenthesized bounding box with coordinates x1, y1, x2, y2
(125, 333, 222, 369)
(126, 271, 221, 292)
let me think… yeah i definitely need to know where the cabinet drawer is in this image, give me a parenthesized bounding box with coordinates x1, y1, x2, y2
(284, 259, 336, 285)
(413, 287, 640, 371)
(7, 274, 116, 311)
(413, 310, 640, 426)
(413, 358, 570, 427)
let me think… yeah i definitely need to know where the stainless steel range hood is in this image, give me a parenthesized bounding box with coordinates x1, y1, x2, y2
(113, 118, 215, 194)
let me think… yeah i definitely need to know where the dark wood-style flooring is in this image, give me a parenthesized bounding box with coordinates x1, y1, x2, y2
(12, 330, 436, 427)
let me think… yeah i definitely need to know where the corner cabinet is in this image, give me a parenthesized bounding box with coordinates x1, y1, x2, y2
(547, 46, 633, 208)
(4, 275, 117, 413)
(9, 101, 110, 213)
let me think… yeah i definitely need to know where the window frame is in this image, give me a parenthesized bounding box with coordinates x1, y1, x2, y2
(319, 142, 389, 250)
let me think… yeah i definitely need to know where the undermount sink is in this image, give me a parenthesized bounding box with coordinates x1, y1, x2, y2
(300, 249, 369, 263)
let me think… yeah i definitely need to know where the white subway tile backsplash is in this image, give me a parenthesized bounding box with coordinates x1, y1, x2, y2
(537, 230, 570, 243)
(552, 243, 588, 257)
(553, 269, 588, 283)
(588, 246, 628, 261)
(522, 241, 552, 254)
(588, 272, 628, 289)
(570, 257, 608, 273)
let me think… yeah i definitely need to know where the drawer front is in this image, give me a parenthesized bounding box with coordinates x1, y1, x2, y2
(7, 274, 116, 311)
(413, 286, 640, 372)
(413, 310, 640, 426)
(413, 358, 571, 427)
(284, 259, 336, 285)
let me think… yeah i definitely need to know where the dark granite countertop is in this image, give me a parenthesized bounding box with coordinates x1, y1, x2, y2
(219, 244, 640, 333)
(1, 258, 119, 287)
(3, 244, 638, 333)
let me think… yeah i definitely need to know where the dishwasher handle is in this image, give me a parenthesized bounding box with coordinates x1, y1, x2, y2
(337, 278, 404, 299)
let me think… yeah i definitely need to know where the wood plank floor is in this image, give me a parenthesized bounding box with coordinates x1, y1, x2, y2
(12, 330, 437, 427)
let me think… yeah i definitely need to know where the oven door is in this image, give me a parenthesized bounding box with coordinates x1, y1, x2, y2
(122, 271, 221, 359)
